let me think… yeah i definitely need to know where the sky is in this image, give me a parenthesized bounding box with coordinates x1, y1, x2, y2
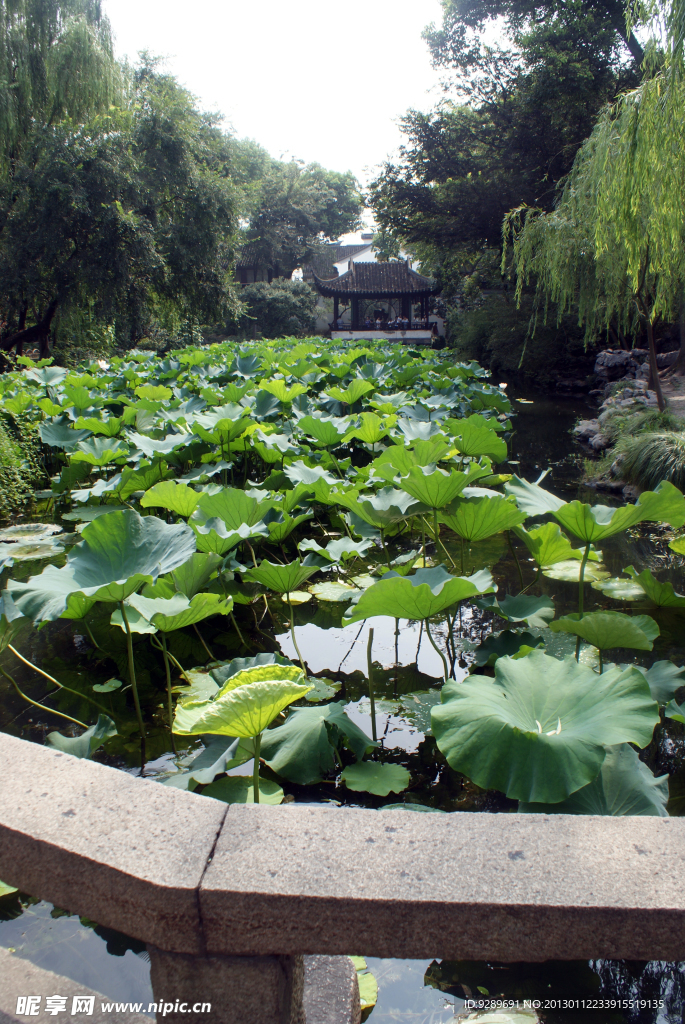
(104, 0, 446, 190)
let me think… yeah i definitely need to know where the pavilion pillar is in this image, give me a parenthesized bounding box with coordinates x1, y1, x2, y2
(351, 297, 359, 330)
(333, 297, 339, 329)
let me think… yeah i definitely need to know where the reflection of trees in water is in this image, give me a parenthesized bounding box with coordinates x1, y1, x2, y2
(592, 960, 685, 1023)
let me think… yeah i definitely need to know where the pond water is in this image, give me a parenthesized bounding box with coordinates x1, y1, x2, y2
(2, 388, 685, 1023)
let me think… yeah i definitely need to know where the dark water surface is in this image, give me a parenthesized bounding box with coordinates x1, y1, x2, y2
(2, 391, 685, 1023)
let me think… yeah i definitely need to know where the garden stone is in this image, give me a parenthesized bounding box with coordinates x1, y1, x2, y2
(590, 432, 611, 450)
(573, 419, 600, 440)
(594, 350, 638, 381)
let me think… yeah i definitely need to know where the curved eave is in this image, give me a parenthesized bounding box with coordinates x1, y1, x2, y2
(313, 272, 438, 299)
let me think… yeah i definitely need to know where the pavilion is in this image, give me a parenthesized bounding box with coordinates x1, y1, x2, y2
(313, 260, 440, 342)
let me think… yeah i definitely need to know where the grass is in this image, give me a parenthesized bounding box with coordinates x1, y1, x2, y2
(614, 431, 685, 491)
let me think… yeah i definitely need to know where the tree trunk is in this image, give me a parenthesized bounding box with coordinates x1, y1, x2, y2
(644, 317, 666, 411)
(2, 299, 59, 358)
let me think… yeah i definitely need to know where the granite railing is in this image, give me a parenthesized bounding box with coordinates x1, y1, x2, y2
(2, 732, 685, 1023)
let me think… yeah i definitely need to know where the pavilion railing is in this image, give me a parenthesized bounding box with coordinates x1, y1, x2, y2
(330, 320, 432, 332)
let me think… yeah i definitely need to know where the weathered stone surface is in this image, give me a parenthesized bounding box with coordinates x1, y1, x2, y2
(0, 948, 150, 1024)
(303, 957, 361, 1024)
(200, 805, 685, 962)
(594, 349, 638, 381)
(572, 419, 600, 440)
(589, 432, 611, 450)
(0, 732, 226, 954)
(147, 947, 305, 1024)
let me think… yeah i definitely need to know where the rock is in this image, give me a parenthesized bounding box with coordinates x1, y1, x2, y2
(657, 350, 679, 368)
(594, 349, 638, 381)
(623, 484, 641, 500)
(573, 419, 600, 440)
(637, 362, 650, 381)
(590, 433, 611, 450)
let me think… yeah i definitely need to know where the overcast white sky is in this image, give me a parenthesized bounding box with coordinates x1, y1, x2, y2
(104, 0, 445, 190)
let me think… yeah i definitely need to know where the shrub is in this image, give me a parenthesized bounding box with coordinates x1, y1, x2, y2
(615, 432, 685, 490)
(234, 280, 316, 339)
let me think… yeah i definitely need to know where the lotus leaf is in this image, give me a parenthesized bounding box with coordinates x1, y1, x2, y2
(92, 678, 123, 693)
(168, 552, 222, 598)
(623, 565, 685, 607)
(542, 560, 610, 582)
(592, 577, 646, 601)
(25, 366, 68, 387)
(283, 461, 337, 486)
(135, 384, 173, 401)
(257, 379, 307, 403)
(173, 668, 312, 738)
(39, 417, 92, 452)
(331, 486, 427, 529)
(46, 715, 117, 759)
(472, 629, 543, 666)
(504, 476, 567, 515)
(549, 611, 659, 651)
(8, 510, 196, 622)
(475, 593, 555, 628)
(519, 744, 668, 816)
(450, 415, 508, 461)
(128, 591, 232, 631)
(669, 536, 685, 555)
(512, 522, 600, 567)
(109, 604, 158, 634)
(62, 506, 129, 522)
(260, 701, 375, 784)
(127, 431, 195, 458)
(266, 511, 314, 544)
(552, 481, 685, 542)
(396, 464, 492, 510)
(394, 418, 441, 442)
(191, 487, 275, 532)
(343, 567, 494, 624)
(299, 537, 374, 563)
(141, 481, 201, 517)
(440, 495, 527, 541)
(192, 517, 269, 555)
(326, 380, 375, 405)
(310, 580, 362, 602)
(665, 699, 685, 724)
(281, 591, 312, 604)
(75, 415, 123, 438)
(431, 650, 659, 802)
(297, 415, 350, 448)
(71, 436, 129, 465)
(340, 761, 410, 796)
(343, 412, 393, 445)
(202, 776, 284, 804)
(242, 559, 319, 594)
(210, 652, 293, 686)
(634, 661, 685, 705)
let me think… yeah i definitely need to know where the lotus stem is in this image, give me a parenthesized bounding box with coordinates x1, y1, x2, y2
(576, 542, 591, 661)
(598, 648, 603, 674)
(519, 566, 541, 595)
(150, 634, 193, 684)
(160, 634, 177, 755)
(245, 539, 258, 567)
(1, 667, 87, 728)
(507, 531, 524, 592)
(366, 627, 378, 743)
(460, 536, 465, 575)
(379, 528, 391, 570)
(118, 601, 147, 741)
(230, 610, 251, 651)
(192, 623, 215, 661)
(287, 594, 307, 674)
(433, 507, 440, 559)
(7, 644, 115, 719)
(425, 619, 449, 684)
(253, 732, 262, 804)
(421, 518, 427, 564)
(83, 619, 101, 650)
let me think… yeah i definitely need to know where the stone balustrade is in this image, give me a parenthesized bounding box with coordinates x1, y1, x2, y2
(2, 732, 685, 1022)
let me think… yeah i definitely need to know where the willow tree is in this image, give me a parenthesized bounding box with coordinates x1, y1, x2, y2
(505, 0, 685, 411)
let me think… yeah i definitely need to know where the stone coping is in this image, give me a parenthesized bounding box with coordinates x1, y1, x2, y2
(2, 732, 685, 961)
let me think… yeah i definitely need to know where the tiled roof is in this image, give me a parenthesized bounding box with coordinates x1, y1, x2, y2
(313, 261, 437, 297)
(235, 243, 262, 269)
(302, 243, 370, 281)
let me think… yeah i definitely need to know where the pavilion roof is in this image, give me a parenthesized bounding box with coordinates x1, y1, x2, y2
(313, 261, 437, 298)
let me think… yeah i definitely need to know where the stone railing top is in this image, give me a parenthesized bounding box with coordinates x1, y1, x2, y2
(2, 731, 685, 962)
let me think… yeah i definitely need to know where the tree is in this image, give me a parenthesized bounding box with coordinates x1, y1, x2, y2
(504, 0, 685, 410)
(245, 160, 362, 278)
(234, 279, 316, 339)
(0, 62, 240, 356)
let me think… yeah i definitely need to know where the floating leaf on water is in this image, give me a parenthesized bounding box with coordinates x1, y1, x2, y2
(0, 523, 63, 542)
(62, 506, 130, 522)
(549, 611, 659, 651)
(472, 629, 543, 666)
(309, 581, 362, 603)
(592, 576, 646, 601)
(281, 591, 313, 604)
(46, 715, 117, 759)
(201, 776, 284, 805)
(475, 593, 555, 628)
(542, 559, 610, 582)
(341, 760, 410, 796)
(92, 678, 123, 693)
(303, 677, 341, 702)
(0, 540, 64, 562)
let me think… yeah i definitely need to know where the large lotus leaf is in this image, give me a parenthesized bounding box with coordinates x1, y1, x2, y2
(634, 661, 685, 705)
(127, 431, 195, 458)
(475, 593, 555, 628)
(299, 537, 374, 563)
(542, 560, 610, 583)
(342, 412, 393, 445)
(665, 699, 685, 724)
(267, 511, 314, 544)
(357, 487, 429, 527)
(25, 366, 68, 387)
(623, 565, 685, 607)
(341, 761, 410, 796)
(394, 418, 441, 442)
(257, 379, 307, 403)
(39, 416, 92, 452)
(519, 744, 668, 816)
(512, 522, 600, 567)
(326, 379, 375, 405)
(0, 523, 63, 542)
(128, 591, 232, 631)
(670, 536, 685, 555)
(396, 464, 492, 509)
(298, 415, 350, 447)
(191, 487, 275, 531)
(71, 436, 129, 465)
(592, 577, 646, 601)
(260, 701, 376, 784)
(74, 415, 123, 438)
(440, 495, 526, 541)
(46, 715, 117, 759)
(173, 678, 312, 738)
(431, 651, 659, 802)
(62, 506, 129, 523)
(504, 476, 567, 515)
(140, 481, 201, 517)
(343, 567, 494, 625)
(450, 415, 508, 461)
(242, 558, 319, 594)
(552, 481, 685, 542)
(110, 603, 159, 634)
(309, 580, 362, 602)
(169, 552, 222, 598)
(117, 462, 172, 501)
(472, 629, 543, 666)
(549, 611, 659, 651)
(283, 461, 337, 486)
(202, 776, 284, 804)
(192, 517, 269, 555)
(7, 510, 196, 622)
(210, 652, 293, 686)
(134, 384, 173, 401)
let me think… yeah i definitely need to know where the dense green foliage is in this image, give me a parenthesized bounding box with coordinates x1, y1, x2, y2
(233, 280, 317, 339)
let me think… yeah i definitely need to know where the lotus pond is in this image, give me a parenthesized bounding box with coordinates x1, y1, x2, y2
(1, 339, 685, 1023)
